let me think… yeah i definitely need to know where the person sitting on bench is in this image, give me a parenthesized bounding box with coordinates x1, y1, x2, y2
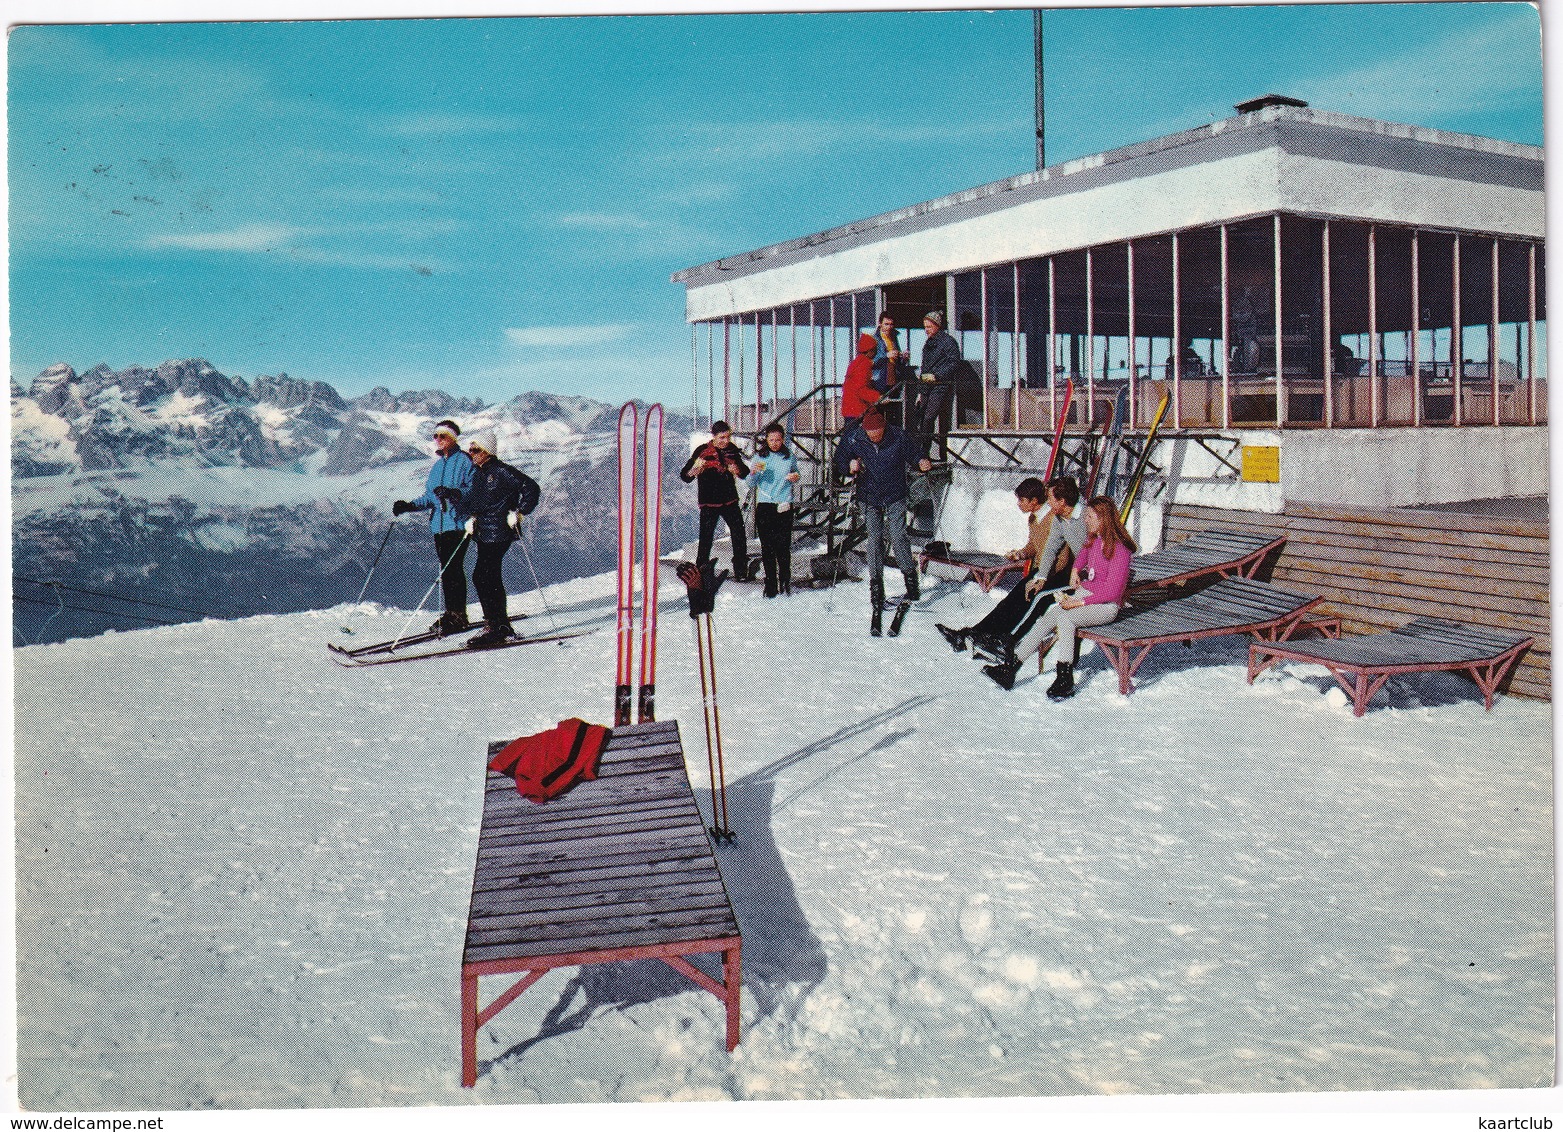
(937, 475, 1086, 663)
(984, 495, 1136, 697)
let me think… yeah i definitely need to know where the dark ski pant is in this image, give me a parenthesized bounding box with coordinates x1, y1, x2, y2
(472, 538, 512, 630)
(434, 529, 469, 617)
(971, 562, 1072, 644)
(864, 498, 914, 604)
(697, 501, 748, 579)
(912, 383, 951, 461)
(755, 502, 793, 594)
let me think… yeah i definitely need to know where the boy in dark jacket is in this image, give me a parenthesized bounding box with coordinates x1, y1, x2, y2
(680, 421, 750, 581)
(833, 410, 932, 626)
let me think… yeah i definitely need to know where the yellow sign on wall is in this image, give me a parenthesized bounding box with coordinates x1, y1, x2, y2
(1242, 445, 1281, 483)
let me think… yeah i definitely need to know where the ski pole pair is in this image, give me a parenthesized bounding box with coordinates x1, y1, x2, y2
(677, 561, 733, 843)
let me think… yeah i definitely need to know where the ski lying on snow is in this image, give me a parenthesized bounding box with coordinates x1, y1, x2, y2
(332, 629, 590, 667)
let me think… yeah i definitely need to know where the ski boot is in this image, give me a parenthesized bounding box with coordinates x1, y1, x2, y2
(432, 610, 470, 637)
(936, 623, 968, 653)
(869, 580, 885, 637)
(1046, 661, 1076, 700)
(467, 621, 514, 649)
(983, 658, 1020, 690)
(902, 571, 921, 602)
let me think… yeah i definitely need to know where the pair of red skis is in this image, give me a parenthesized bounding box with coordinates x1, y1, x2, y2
(615, 402, 664, 727)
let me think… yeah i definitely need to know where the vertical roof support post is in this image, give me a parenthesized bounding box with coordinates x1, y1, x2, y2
(1086, 247, 1096, 428)
(691, 323, 700, 429)
(1013, 261, 1022, 429)
(1368, 226, 1380, 428)
(1171, 231, 1182, 430)
(1220, 225, 1231, 431)
(1491, 239, 1501, 426)
(980, 269, 991, 429)
(1452, 236, 1463, 426)
(1048, 257, 1059, 430)
(1528, 243, 1538, 425)
(790, 306, 798, 412)
(723, 318, 732, 427)
(1273, 214, 1285, 429)
(1322, 221, 1334, 428)
(1411, 230, 1421, 428)
(1127, 240, 1138, 429)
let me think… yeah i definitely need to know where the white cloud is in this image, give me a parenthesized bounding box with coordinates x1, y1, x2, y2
(556, 212, 655, 232)
(1304, 17, 1540, 125)
(142, 223, 301, 252)
(382, 112, 526, 139)
(504, 325, 639, 349)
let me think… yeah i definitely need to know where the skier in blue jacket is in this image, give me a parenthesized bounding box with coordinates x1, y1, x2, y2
(393, 419, 475, 635)
(746, 423, 801, 597)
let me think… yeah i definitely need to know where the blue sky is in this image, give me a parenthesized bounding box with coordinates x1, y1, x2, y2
(7, 2, 1545, 409)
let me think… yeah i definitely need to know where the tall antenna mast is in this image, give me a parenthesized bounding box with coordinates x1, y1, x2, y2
(1034, 9, 1045, 169)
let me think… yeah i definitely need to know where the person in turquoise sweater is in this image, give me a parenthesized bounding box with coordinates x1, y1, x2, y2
(747, 423, 801, 597)
(392, 419, 474, 635)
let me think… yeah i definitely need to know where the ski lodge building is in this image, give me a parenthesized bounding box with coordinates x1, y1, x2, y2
(670, 97, 1550, 698)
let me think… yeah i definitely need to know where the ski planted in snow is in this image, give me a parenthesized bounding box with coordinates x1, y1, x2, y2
(1102, 384, 1131, 501)
(638, 403, 665, 723)
(1042, 379, 1075, 480)
(1119, 385, 1172, 522)
(615, 403, 638, 726)
(1082, 402, 1114, 498)
(331, 629, 591, 668)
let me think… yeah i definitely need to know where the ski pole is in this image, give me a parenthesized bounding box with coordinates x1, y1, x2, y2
(354, 516, 399, 606)
(702, 612, 733, 840)
(692, 618, 720, 834)
(513, 530, 560, 635)
(389, 530, 470, 650)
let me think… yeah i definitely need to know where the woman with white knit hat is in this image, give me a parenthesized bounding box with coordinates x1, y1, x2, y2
(441, 429, 541, 648)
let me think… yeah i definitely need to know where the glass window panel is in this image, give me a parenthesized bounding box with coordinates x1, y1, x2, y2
(1459, 235, 1496, 423)
(1132, 236, 1174, 427)
(1374, 226, 1415, 425)
(1050, 251, 1089, 419)
(1418, 231, 1456, 423)
(1017, 258, 1055, 430)
(1091, 243, 1131, 424)
(1328, 220, 1372, 426)
(1227, 217, 1277, 424)
(984, 265, 1017, 427)
(951, 271, 984, 428)
(1280, 216, 1325, 423)
(1173, 227, 1223, 427)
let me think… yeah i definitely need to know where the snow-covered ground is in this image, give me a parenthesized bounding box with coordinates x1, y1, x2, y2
(11, 566, 1555, 1112)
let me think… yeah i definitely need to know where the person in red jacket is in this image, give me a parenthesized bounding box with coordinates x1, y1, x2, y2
(680, 421, 751, 581)
(840, 332, 881, 437)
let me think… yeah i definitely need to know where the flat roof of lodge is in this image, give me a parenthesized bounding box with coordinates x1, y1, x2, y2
(671, 103, 1543, 292)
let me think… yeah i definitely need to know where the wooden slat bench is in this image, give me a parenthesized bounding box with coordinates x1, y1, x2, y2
(1247, 617, 1535, 717)
(1079, 577, 1325, 695)
(1128, 529, 1286, 592)
(461, 719, 741, 1087)
(918, 548, 1026, 593)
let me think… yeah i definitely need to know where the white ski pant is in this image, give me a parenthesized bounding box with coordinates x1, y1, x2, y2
(1013, 601, 1120, 665)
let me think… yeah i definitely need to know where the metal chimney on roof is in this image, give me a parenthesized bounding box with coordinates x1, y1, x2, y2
(1234, 93, 1309, 115)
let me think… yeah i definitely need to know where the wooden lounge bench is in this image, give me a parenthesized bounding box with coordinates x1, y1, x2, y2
(1247, 617, 1534, 717)
(1127, 529, 1286, 592)
(917, 548, 1026, 593)
(461, 719, 741, 1087)
(1079, 577, 1325, 695)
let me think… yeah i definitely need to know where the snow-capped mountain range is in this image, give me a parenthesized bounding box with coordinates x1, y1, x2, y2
(12, 359, 696, 643)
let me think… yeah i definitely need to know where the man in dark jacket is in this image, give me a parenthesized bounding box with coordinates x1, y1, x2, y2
(437, 429, 540, 648)
(915, 310, 962, 462)
(833, 409, 933, 627)
(680, 421, 750, 581)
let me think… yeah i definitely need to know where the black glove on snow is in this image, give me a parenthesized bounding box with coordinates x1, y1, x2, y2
(392, 500, 417, 516)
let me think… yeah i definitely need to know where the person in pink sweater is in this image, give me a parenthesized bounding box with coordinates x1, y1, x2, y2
(984, 496, 1137, 696)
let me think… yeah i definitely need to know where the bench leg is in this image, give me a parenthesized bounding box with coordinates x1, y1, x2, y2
(724, 943, 743, 1052)
(461, 969, 479, 1088)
